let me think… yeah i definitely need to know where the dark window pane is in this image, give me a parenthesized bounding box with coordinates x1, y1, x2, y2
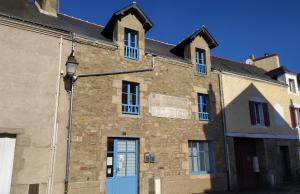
(122, 93, 128, 104)
(107, 139, 114, 152)
(131, 93, 137, 105)
(122, 82, 129, 93)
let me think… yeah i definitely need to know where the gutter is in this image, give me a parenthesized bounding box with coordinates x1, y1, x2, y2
(64, 55, 155, 194)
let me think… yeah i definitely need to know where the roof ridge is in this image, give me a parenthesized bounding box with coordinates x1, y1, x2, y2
(146, 37, 176, 46)
(59, 13, 104, 28)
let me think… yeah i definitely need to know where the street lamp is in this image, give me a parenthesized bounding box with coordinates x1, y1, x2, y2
(64, 51, 79, 92)
(66, 52, 78, 76)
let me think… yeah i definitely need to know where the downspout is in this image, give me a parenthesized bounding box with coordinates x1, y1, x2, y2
(64, 80, 74, 194)
(47, 35, 63, 194)
(218, 71, 232, 191)
(64, 52, 155, 194)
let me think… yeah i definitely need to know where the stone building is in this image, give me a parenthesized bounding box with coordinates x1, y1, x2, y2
(0, 1, 229, 194)
(68, 3, 228, 194)
(1, 0, 299, 194)
(212, 54, 300, 190)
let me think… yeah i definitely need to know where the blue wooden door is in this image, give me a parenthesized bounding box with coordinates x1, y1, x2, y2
(106, 139, 138, 194)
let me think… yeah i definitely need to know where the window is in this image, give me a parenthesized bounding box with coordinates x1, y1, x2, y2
(290, 106, 300, 128)
(188, 141, 213, 174)
(124, 28, 138, 60)
(198, 94, 209, 121)
(122, 81, 139, 114)
(196, 48, 206, 75)
(288, 79, 296, 94)
(249, 101, 270, 126)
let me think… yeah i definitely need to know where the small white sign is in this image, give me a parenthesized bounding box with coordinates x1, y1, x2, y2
(107, 157, 112, 165)
(107, 168, 112, 174)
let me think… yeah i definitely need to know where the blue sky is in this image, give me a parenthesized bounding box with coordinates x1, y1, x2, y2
(60, 0, 300, 72)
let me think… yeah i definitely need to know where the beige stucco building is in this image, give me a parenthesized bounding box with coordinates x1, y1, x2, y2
(213, 54, 300, 189)
(0, 0, 72, 194)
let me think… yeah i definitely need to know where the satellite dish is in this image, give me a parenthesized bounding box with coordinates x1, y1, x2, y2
(245, 59, 253, 65)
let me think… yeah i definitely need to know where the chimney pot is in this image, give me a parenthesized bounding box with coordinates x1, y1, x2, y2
(250, 54, 255, 60)
(36, 0, 58, 16)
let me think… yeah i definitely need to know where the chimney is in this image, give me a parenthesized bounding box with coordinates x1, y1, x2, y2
(36, 0, 58, 16)
(251, 53, 280, 72)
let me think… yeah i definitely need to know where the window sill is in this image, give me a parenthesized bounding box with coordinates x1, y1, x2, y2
(194, 72, 207, 77)
(120, 113, 142, 119)
(252, 124, 268, 129)
(198, 120, 210, 123)
(190, 173, 214, 179)
(123, 56, 140, 63)
(288, 92, 299, 96)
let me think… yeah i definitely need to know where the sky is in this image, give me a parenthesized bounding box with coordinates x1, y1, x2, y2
(60, 0, 300, 72)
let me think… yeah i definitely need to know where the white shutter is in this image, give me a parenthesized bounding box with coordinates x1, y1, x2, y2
(0, 137, 16, 194)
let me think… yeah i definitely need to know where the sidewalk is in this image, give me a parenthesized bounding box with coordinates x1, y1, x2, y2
(206, 183, 300, 194)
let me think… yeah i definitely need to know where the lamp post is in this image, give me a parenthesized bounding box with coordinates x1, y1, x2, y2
(64, 51, 78, 194)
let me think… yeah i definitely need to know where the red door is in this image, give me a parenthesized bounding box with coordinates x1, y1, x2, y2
(234, 138, 258, 189)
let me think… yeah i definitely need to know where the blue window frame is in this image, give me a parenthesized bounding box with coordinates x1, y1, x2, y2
(124, 29, 138, 60)
(188, 141, 213, 174)
(122, 81, 139, 115)
(196, 48, 206, 75)
(198, 93, 209, 121)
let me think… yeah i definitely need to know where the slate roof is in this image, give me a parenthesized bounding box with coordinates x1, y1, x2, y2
(211, 56, 287, 86)
(0, 0, 289, 86)
(265, 66, 297, 79)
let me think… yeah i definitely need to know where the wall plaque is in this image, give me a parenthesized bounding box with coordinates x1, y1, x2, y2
(148, 93, 191, 119)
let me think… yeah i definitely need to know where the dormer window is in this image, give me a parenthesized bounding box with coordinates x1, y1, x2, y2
(196, 48, 206, 75)
(288, 79, 296, 94)
(124, 28, 138, 60)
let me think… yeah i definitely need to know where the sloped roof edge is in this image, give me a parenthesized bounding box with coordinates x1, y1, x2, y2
(102, 2, 153, 39)
(171, 26, 218, 55)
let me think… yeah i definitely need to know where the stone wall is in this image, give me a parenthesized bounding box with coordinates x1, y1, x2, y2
(68, 38, 228, 194)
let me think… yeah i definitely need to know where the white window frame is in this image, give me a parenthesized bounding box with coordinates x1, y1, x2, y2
(288, 78, 296, 94)
(284, 73, 299, 95)
(294, 107, 300, 128)
(291, 103, 300, 130)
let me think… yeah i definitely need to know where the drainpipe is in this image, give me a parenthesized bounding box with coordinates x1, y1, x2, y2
(47, 35, 63, 194)
(63, 53, 155, 193)
(218, 71, 232, 191)
(64, 79, 74, 194)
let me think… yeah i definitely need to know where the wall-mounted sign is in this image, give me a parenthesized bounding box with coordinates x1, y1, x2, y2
(149, 93, 191, 119)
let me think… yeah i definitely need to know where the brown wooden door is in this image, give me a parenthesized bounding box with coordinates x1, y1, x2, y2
(234, 138, 258, 189)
